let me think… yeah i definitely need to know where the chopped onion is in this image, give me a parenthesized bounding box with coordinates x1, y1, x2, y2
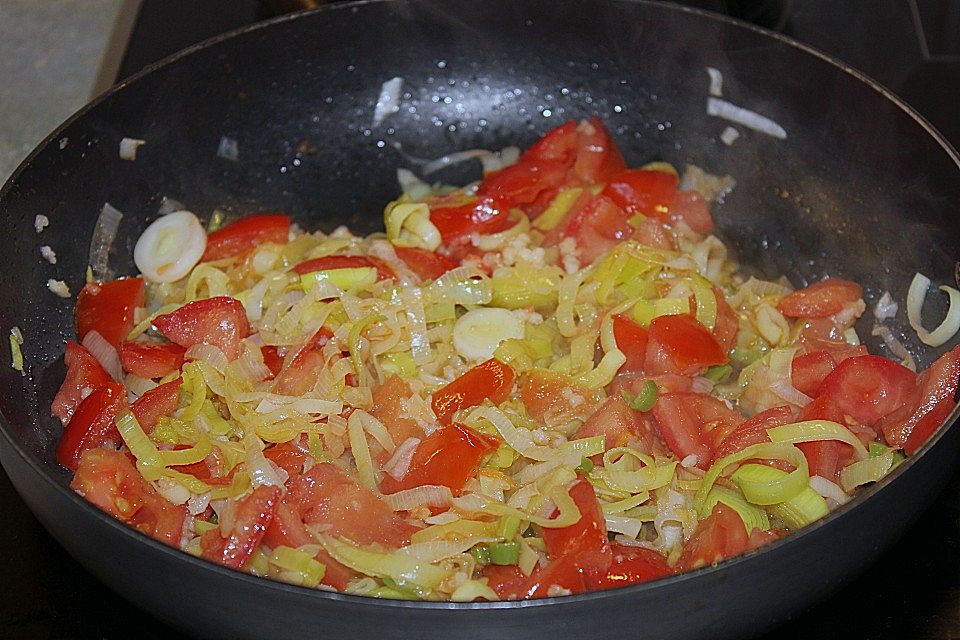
(707, 97, 787, 139)
(40, 245, 57, 264)
(871, 323, 917, 371)
(82, 330, 124, 382)
(720, 126, 740, 146)
(383, 483, 451, 511)
(217, 136, 239, 161)
(398, 536, 499, 563)
(808, 475, 851, 507)
(383, 437, 422, 481)
(89, 203, 123, 281)
(157, 196, 185, 216)
(372, 76, 403, 127)
(770, 379, 813, 407)
(678, 165, 737, 203)
(906, 272, 960, 347)
(34, 214, 49, 233)
(47, 279, 71, 298)
(119, 137, 146, 161)
(874, 291, 898, 321)
(706, 66, 723, 97)
(134, 210, 207, 283)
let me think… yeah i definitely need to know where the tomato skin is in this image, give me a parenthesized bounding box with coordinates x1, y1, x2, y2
(120, 341, 186, 379)
(878, 344, 960, 454)
(393, 247, 458, 281)
(263, 463, 417, 550)
(777, 278, 863, 318)
(477, 163, 569, 212)
(71, 448, 186, 547)
(586, 544, 672, 590)
(571, 117, 626, 184)
(131, 379, 182, 433)
(202, 213, 290, 262)
(713, 405, 796, 462)
(677, 503, 750, 572)
(541, 476, 611, 574)
(76, 278, 145, 349)
(818, 355, 917, 427)
(153, 296, 250, 361)
(56, 382, 126, 471)
(651, 392, 744, 468)
(646, 314, 728, 376)
(51, 341, 112, 425)
(523, 120, 579, 165)
(791, 350, 837, 397)
(613, 314, 649, 374)
(200, 485, 280, 569)
(432, 358, 516, 426)
(602, 169, 678, 220)
(291, 255, 395, 280)
(429, 197, 515, 244)
(379, 423, 499, 494)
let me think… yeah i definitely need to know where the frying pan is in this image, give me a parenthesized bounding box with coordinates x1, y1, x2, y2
(1, 1, 959, 638)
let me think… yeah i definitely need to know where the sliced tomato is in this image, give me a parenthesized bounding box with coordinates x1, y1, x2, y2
(481, 564, 530, 601)
(562, 195, 631, 264)
(586, 543, 672, 590)
(523, 120, 579, 165)
(477, 163, 569, 212)
(570, 117, 626, 184)
(796, 317, 869, 364)
(260, 345, 284, 379)
(263, 463, 417, 550)
(131, 379, 182, 433)
(613, 314, 649, 374)
(541, 476, 611, 574)
(51, 341, 112, 425)
(75, 278, 145, 349)
(796, 394, 856, 479)
(668, 191, 715, 234)
(524, 553, 588, 598)
(519, 368, 602, 425)
(878, 344, 960, 454)
(273, 327, 336, 396)
(202, 213, 290, 262)
(651, 392, 744, 468)
(629, 215, 676, 251)
(712, 287, 740, 352)
(200, 485, 280, 569)
(120, 341, 186, 379)
(263, 439, 312, 479)
(574, 396, 654, 455)
(713, 405, 796, 462)
(370, 376, 425, 457)
(602, 169, 678, 220)
(379, 423, 499, 494)
(677, 503, 750, 572)
(291, 254, 395, 280)
(432, 358, 516, 425)
(817, 355, 917, 427)
(56, 382, 126, 471)
(393, 247, 458, 281)
(777, 278, 863, 318)
(71, 448, 186, 547)
(429, 197, 515, 244)
(646, 314, 728, 376)
(153, 296, 250, 361)
(791, 350, 837, 397)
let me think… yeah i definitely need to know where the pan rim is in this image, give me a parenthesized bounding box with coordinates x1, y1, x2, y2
(1, 0, 959, 613)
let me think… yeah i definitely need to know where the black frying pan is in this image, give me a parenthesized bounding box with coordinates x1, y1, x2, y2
(1, 2, 959, 639)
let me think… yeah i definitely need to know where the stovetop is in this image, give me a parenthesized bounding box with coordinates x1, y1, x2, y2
(2, 1, 958, 638)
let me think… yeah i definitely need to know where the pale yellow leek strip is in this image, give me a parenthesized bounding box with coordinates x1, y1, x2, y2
(839, 453, 896, 493)
(576, 348, 626, 389)
(318, 535, 449, 595)
(158, 437, 212, 467)
(601, 491, 651, 515)
(556, 268, 590, 337)
(185, 263, 231, 301)
(766, 420, 869, 461)
(694, 442, 808, 513)
(177, 363, 207, 422)
(348, 410, 379, 490)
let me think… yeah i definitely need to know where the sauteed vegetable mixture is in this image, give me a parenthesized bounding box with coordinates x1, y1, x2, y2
(53, 119, 960, 601)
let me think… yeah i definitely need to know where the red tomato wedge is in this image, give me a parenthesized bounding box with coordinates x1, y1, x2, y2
(394, 247, 458, 281)
(120, 341, 186, 379)
(677, 503, 750, 572)
(263, 439, 312, 479)
(668, 191, 715, 234)
(429, 198, 514, 244)
(76, 278, 145, 349)
(202, 213, 290, 262)
(201, 485, 280, 569)
(652, 392, 744, 468)
(370, 376, 426, 454)
(878, 344, 960, 454)
(263, 463, 417, 550)
(646, 314, 728, 376)
(153, 296, 250, 361)
(481, 564, 530, 601)
(432, 358, 515, 425)
(776, 278, 863, 318)
(541, 476, 611, 574)
(602, 169, 679, 220)
(713, 405, 796, 462)
(817, 355, 917, 427)
(612, 314, 649, 374)
(131, 379, 182, 434)
(519, 369, 602, 425)
(586, 544, 672, 590)
(379, 423, 499, 494)
(791, 350, 837, 397)
(51, 341, 112, 425)
(56, 382, 126, 471)
(524, 553, 588, 598)
(71, 448, 186, 547)
(563, 195, 632, 264)
(712, 287, 740, 352)
(291, 254, 395, 280)
(570, 117, 626, 184)
(574, 396, 655, 455)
